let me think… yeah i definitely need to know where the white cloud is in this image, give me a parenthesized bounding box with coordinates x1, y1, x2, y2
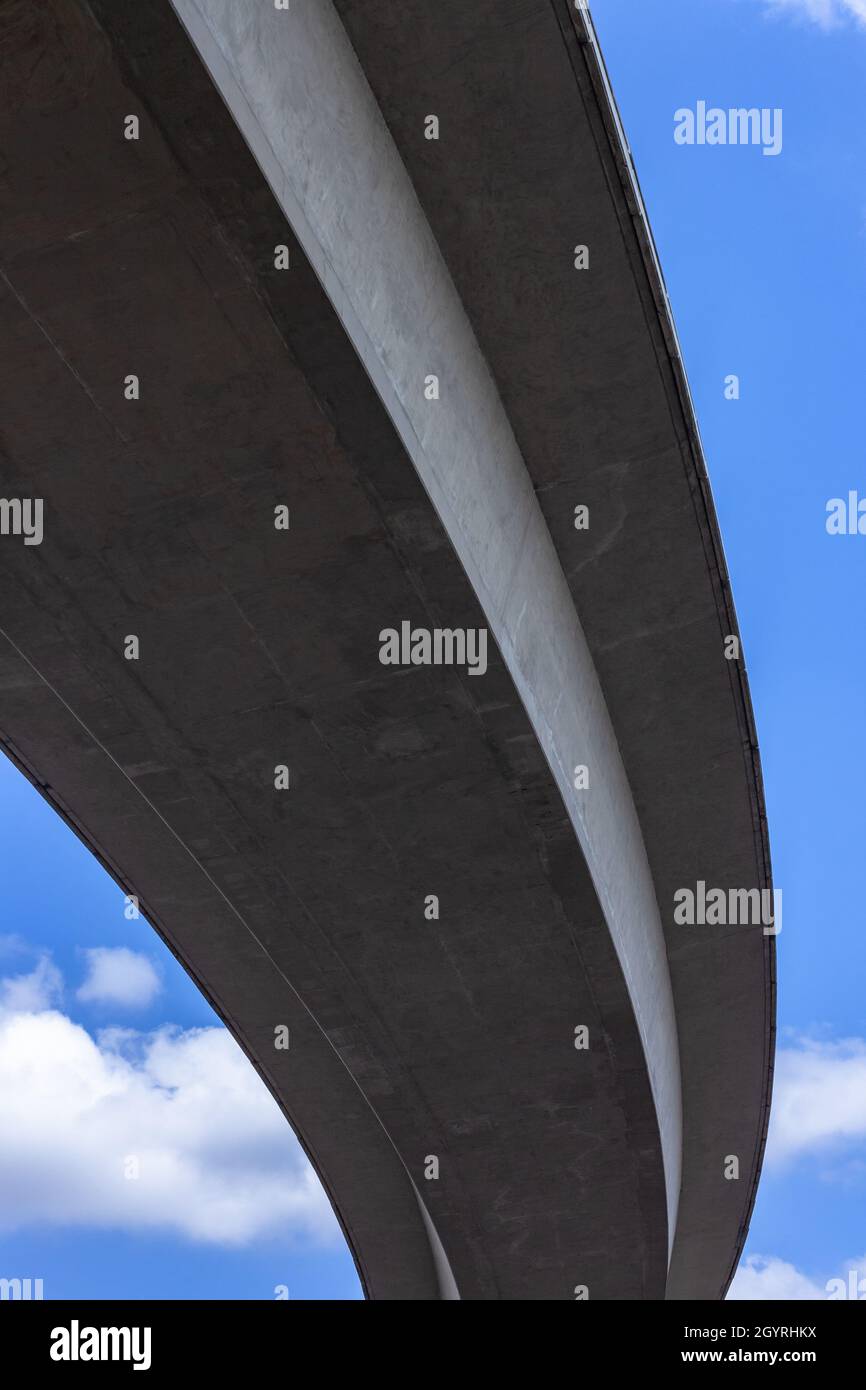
(0, 953, 62, 1013)
(728, 1254, 826, 1299)
(767, 1036, 866, 1165)
(760, 0, 866, 28)
(0, 964, 339, 1247)
(76, 948, 161, 1009)
(724, 1039, 866, 1300)
(729, 1253, 866, 1300)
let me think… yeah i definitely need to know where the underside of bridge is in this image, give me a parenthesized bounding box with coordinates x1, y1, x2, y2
(0, 0, 774, 1298)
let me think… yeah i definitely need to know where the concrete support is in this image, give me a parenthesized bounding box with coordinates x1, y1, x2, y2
(170, 0, 683, 1258)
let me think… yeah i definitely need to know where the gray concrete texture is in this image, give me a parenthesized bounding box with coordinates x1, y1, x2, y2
(0, 0, 774, 1298)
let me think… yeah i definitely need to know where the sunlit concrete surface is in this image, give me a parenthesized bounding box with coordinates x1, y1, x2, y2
(0, 0, 774, 1299)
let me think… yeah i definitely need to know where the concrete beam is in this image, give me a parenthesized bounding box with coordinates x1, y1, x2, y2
(169, 0, 683, 1257)
(0, 0, 774, 1298)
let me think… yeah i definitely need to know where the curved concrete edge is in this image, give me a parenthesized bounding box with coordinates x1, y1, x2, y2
(0, 709, 449, 1303)
(571, 2, 777, 1297)
(412, 1184, 461, 1302)
(169, 0, 683, 1256)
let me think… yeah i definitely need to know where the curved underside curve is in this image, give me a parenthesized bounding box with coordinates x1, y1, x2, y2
(0, 0, 678, 1298)
(169, 0, 683, 1262)
(0, 0, 775, 1299)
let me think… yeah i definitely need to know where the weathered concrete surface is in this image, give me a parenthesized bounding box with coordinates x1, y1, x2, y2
(169, 0, 685, 1261)
(0, 0, 774, 1299)
(322, 0, 776, 1299)
(0, 0, 670, 1299)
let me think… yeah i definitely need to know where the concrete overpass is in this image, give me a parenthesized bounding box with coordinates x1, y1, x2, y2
(0, 0, 774, 1298)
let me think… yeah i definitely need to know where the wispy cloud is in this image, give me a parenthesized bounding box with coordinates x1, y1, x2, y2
(0, 958, 338, 1247)
(0, 953, 62, 1013)
(0, 934, 29, 960)
(767, 1036, 866, 1165)
(759, 0, 866, 29)
(729, 1252, 866, 1299)
(728, 1254, 827, 1299)
(76, 947, 161, 1009)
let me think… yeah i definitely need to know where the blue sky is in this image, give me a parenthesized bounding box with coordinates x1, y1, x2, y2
(2, 0, 865, 1302)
